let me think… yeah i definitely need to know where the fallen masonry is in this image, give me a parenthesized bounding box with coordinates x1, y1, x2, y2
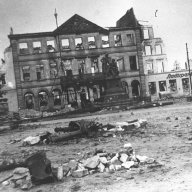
(21, 118, 147, 145)
(1, 143, 163, 190)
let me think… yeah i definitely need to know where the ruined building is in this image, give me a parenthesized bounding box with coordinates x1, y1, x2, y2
(5, 8, 168, 111)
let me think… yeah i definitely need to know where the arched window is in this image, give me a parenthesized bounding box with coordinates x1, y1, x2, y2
(25, 92, 34, 109)
(131, 80, 140, 97)
(52, 89, 61, 106)
(38, 91, 48, 107)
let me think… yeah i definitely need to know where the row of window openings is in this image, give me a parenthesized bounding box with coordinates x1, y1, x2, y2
(145, 45, 162, 56)
(22, 56, 138, 81)
(148, 78, 189, 95)
(146, 60, 164, 73)
(19, 34, 135, 54)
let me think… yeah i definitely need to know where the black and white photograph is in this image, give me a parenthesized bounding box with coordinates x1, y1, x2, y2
(0, 0, 192, 191)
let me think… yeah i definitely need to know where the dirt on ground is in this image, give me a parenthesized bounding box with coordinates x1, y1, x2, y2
(1, 102, 192, 192)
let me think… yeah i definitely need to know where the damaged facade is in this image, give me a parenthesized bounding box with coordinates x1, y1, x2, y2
(6, 8, 169, 111)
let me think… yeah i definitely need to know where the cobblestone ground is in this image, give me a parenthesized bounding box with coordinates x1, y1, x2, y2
(1, 102, 192, 192)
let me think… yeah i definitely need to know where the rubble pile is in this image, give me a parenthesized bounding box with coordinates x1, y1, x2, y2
(1, 144, 160, 190)
(55, 143, 157, 179)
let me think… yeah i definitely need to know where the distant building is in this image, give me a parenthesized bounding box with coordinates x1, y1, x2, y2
(5, 8, 186, 112)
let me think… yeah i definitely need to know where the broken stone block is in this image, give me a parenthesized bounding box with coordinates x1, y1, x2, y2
(77, 163, 85, 170)
(68, 160, 78, 171)
(122, 161, 134, 169)
(109, 164, 115, 172)
(96, 153, 108, 157)
(72, 169, 89, 178)
(99, 157, 108, 164)
(23, 136, 40, 146)
(136, 155, 148, 163)
(98, 162, 105, 173)
(110, 154, 119, 164)
(119, 153, 128, 163)
(114, 164, 122, 171)
(84, 156, 99, 169)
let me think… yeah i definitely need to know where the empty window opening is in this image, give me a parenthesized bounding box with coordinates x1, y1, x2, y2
(127, 34, 134, 44)
(159, 81, 167, 92)
(63, 59, 72, 77)
(114, 35, 122, 47)
(77, 59, 85, 75)
(38, 91, 48, 107)
(169, 79, 177, 92)
(61, 39, 70, 50)
(75, 38, 83, 50)
(157, 60, 164, 73)
(155, 45, 162, 55)
(148, 82, 156, 95)
(49, 61, 57, 78)
(88, 37, 96, 49)
(91, 58, 99, 73)
(131, 80, 140, 97)
(25, 93, 34, 109)
(182, 78, 189, 92)
(117, 57, 125, 72)
(143, 29, 149, 39)
(102, 36, 109, 48)
(145, 46, 152, 55)
(47, 40, 55, 52)
(33, 41, 41, 53)
(36, 65, 44, 80)
(22, 66, 30, 81)
(52, 89, 61, 106)
(19, 43, 28, 54)
(130, 56, 138, 70)
(146, 61, 153, 74)
(121, 81, 129, 94)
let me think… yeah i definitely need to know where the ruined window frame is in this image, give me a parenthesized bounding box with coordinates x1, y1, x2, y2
(127, 34, 135, 44)
(33, 41, 42, 54)
(143, 29, 149, 39)
(91, 57, 99, 73)
(182, 78, 189, 93)
(101, 35, 109, 48)
(52, 89, 62, 106)
(157, 60, 164, 73)
(148, 82, 157, 95)
(49, 62, 58, 78)
(169, 79, 177, 92)
(75, 38, 83, 50)
(159, 81, 167, 92)
(88, 36, 96, 49)
(77, 59, 86, 75)
(61, 39, 70, 50)
(19, 42, 29, 54)
(36, 64, 44, 81)
(116, 57, 125, 72)
(129, 55, 138, 71)
(155, 45, 162, 55)
(114, 34, 122, 47)
(38, 91, 48, 107)
(46, 40, 55, 52)
(63, 59, 73, 77)
(22, 66, 30, 81)
(145, 45, 152, 55)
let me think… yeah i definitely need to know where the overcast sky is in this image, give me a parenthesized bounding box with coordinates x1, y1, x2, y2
(0, 0, 192, 69)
